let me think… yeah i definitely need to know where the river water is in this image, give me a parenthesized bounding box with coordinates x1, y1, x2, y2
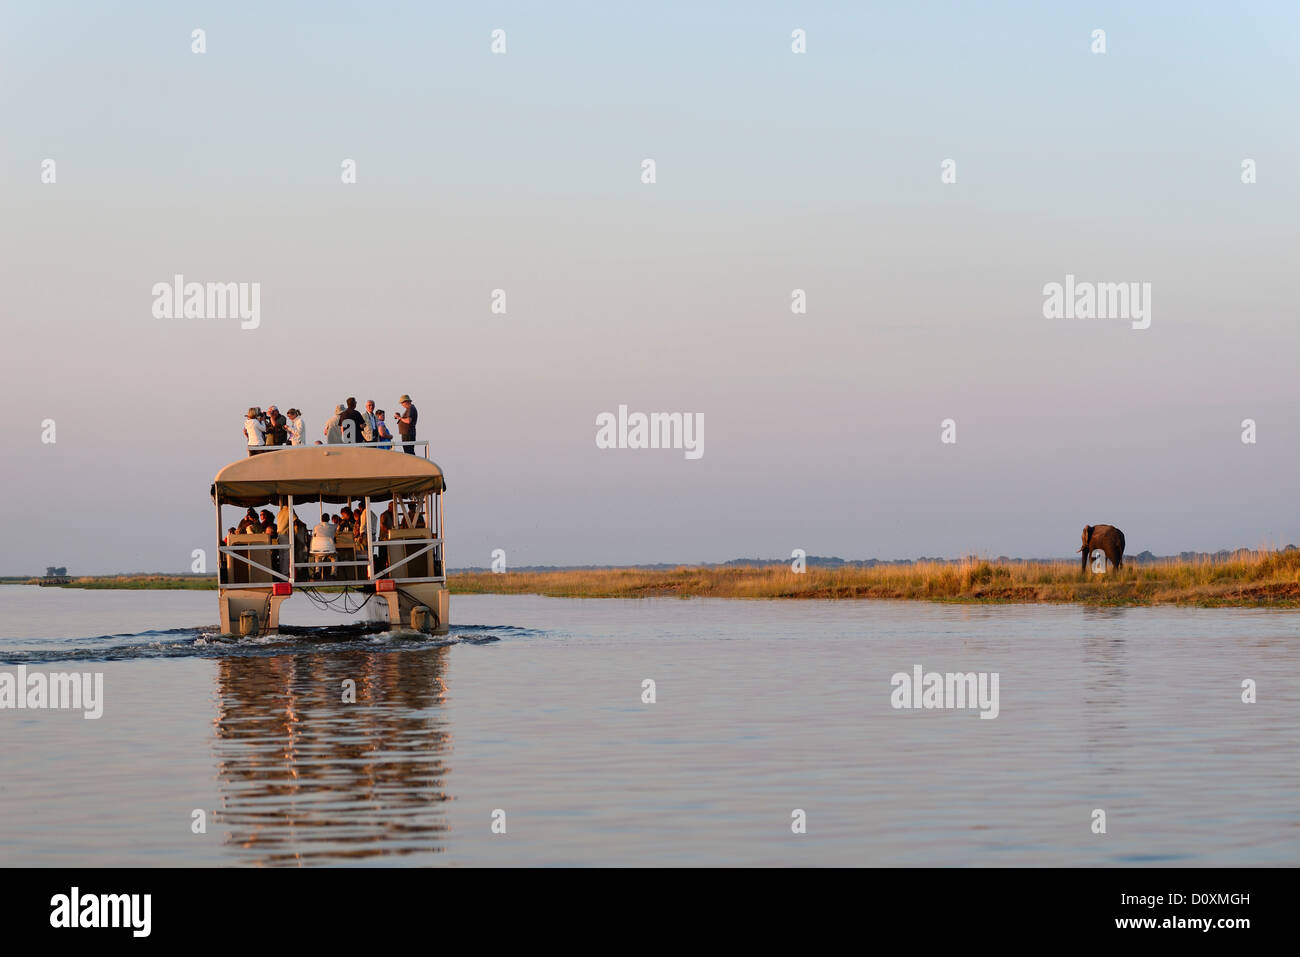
(0, 586, 1296, 866)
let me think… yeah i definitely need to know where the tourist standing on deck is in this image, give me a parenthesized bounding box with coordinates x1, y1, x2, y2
(362, 400, 378, 443)
(286, 408, 305, 445)
(396, 394, 418, 454)
(323, 405, 345, 444)
(341, 398, 366, 445)
(244, 407, 265, 455)
(374, 410, 392, 449)
(264, 406, 287, 446)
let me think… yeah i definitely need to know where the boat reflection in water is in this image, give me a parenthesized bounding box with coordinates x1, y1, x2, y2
(212, 646, 452, 865)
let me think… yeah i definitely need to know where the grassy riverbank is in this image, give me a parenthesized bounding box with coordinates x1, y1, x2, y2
(9, 575, 222, 590)
(9, 551, 1300, 605)
(453, 552, 1300, 607)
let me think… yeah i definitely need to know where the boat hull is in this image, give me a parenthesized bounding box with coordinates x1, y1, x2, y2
(218, 585, 449, 637)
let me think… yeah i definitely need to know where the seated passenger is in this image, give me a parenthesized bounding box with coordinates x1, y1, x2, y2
(310, 514, 337, 579)
(258, 521, 279, 573)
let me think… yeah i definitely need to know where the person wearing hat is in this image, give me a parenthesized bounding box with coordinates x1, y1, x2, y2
(243, 407, 266, 455)
(395, 394, 418, 454)
(323, 404, 345, 445)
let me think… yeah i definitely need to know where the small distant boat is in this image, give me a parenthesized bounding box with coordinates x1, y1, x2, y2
(210, 443, 449, 637)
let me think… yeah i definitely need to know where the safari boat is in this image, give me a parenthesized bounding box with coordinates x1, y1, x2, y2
(210, 443, 448, 636)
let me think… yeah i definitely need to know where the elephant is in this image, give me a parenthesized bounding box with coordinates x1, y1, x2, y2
(1080, 524, 1125, 572)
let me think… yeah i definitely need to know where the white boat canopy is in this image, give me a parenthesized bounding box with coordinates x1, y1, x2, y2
(211, 446, 446, 507)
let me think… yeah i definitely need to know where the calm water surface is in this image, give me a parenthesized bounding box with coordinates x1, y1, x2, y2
(1, 586, 1297, 866)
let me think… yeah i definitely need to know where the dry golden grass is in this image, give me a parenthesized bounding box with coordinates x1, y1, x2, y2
(16, 552, 1300, 606)
(451, 551, 1300, 606)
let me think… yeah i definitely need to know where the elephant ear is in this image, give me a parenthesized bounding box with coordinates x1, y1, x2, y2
(1083, 525, 1093, 541)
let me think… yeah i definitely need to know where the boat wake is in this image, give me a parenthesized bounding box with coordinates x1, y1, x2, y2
(0, 623, 539, 665)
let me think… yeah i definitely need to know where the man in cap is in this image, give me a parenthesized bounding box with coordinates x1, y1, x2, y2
(323, 404, 345, 444)
(396, 394, 418, 454)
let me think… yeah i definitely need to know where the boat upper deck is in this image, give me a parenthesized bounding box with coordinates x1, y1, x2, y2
(212, 442, 444, 506)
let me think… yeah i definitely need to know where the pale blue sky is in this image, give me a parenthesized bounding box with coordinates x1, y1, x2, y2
(1, 2, 1297, 573)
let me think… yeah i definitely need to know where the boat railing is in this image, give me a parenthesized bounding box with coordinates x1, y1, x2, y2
(249, 439, 430, 458)
(219, 542, 292, 585)
(220, 535, 445, 589)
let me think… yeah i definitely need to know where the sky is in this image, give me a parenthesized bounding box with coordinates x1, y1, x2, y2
(1, 1, 1298, 574)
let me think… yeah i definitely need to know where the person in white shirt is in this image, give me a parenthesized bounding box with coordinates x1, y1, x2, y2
(286, 408, 306, 446)
(309, 513, 337, 580)
(243, 407, 266, 456)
